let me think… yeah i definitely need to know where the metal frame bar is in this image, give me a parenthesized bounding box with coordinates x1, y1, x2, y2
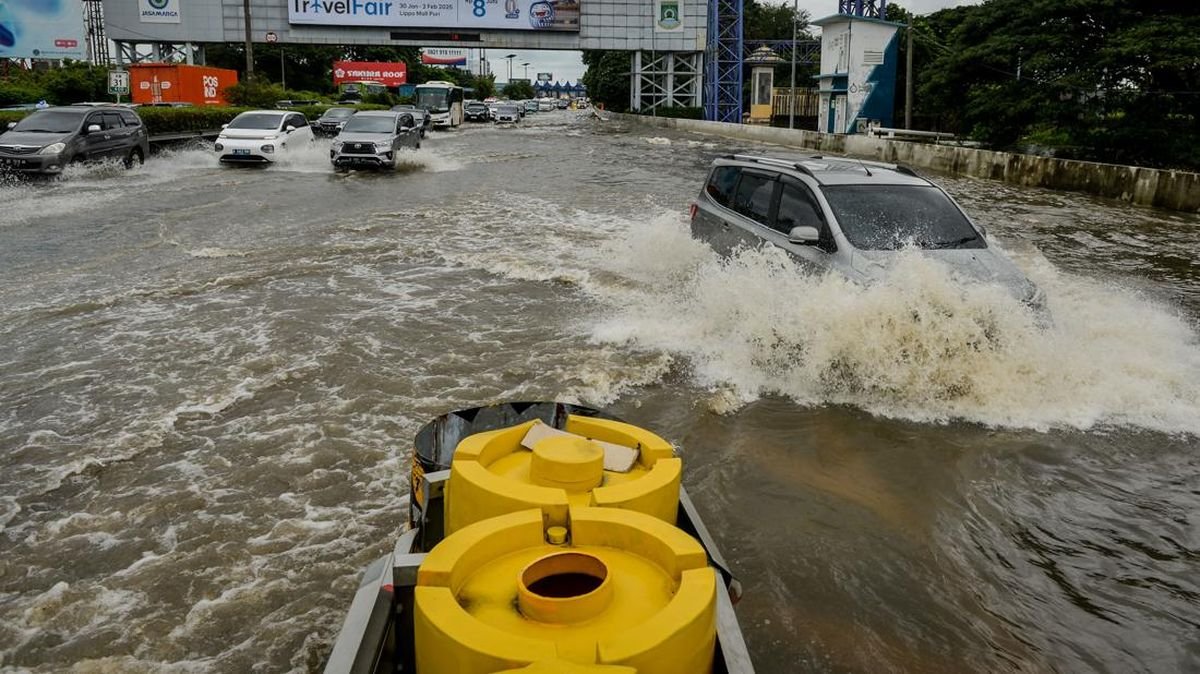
(634, 51, 703, 112)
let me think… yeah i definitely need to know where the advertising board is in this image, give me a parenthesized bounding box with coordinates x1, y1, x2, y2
(333, 60, 408, 86)
(654, 0, 682, 32)
(0, 0, 86, 59)
(536, 72, 552, 82)
(422, 48, 467, 66)
(289, 0, 580, 32)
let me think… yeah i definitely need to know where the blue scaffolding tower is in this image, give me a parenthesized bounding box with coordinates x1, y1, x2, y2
(838, 0, 888, 18)
(704, 0, 744, 123)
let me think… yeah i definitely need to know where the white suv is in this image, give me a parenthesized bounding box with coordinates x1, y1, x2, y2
(691, 153, 1047, 316)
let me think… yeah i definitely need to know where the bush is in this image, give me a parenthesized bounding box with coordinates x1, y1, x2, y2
(222, 79, 287, 108)
(642, 106, 704, 120)
(0, 81, 46, 106)
(135, 106, 250, 134)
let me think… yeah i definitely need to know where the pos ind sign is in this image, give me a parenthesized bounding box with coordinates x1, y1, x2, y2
(332, 61, 408, 86)
(289, 0, 581, 31)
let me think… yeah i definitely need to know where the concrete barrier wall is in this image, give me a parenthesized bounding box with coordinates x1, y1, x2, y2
(618, 114, 1200, 212)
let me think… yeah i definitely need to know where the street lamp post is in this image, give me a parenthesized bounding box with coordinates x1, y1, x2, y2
(504, 54, 516, 83)
(243, 0, 254, 77)
(788, 0, 797, 129)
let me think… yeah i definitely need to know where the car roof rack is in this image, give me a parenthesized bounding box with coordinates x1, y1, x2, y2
(724, 154, 815, 178)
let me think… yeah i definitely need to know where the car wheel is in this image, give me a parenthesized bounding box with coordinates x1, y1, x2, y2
(123, 147, 144, 169)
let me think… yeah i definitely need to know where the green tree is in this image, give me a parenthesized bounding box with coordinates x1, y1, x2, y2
(913, 0, 1200, 168)
(502, 80, 535, 100)
(581, 50, 630, 112)
(472, 73, 497, 100)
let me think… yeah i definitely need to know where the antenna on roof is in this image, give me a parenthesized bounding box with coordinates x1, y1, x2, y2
(855, 158, 873, 176)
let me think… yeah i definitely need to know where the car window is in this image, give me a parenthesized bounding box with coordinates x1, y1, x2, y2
(775, 179, 825, 233)
(101, 113, 124, 130)
(398, 113, 414, 129)
(821, 184, 984, 250)
(706, 166, 739, 207)
(119, 110, 141, 126)
(732, 171, 777, 225)
(287, 114, 307, 128)
(228, 113, 285, 130)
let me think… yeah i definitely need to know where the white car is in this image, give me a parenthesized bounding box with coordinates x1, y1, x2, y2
(215, 110, 313, 164)
(538, 99, 556, 112)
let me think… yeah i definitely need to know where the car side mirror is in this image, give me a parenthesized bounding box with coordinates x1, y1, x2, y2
(400, 126, 413, 133)
(6, 122, 15, 129)
(221, 123, 229, 129)
(86, 123, 102, 133)
(285, 125, 296, 132)
(788, 226, 821, 245)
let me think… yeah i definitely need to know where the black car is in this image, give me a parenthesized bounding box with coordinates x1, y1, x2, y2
(314, 107, 355, 137)
(464, 101, 490, 122)
(390, 105, 431, 138)
(0, 105, 149, 174)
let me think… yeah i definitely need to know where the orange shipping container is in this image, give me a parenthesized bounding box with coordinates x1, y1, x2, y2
(130, 63, 238, 106)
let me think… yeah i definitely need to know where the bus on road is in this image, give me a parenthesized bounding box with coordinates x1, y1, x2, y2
(415, 81, 464, 128)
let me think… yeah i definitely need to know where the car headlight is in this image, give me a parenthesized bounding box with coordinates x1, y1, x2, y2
(261, 144, 274, 153)
(39, 142, 66, 155)
(214, 142, 224, 151)
(331, 141, 343, 151)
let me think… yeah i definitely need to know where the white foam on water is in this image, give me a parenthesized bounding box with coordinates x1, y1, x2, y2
(644, 136, 673, 145)
(583, 212, 1200, 433)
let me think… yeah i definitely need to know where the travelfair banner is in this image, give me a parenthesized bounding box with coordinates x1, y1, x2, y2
(289, 0, 580, 32)
(0, 0, 86, 59)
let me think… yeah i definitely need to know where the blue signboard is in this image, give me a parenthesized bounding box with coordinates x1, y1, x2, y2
(0, 0, 87, 59)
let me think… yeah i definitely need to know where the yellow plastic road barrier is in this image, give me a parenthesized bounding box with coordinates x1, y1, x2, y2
(445, 417, 681, 533)
(414, 508, 716, 674)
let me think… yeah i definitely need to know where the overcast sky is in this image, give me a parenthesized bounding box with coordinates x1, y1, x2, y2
(490, 0, 979, 85)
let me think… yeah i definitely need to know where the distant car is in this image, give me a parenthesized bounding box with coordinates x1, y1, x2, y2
(464, 101, 490, 122)
(215, 110, 313, 164)
(690, 153, 1048, 318)
(389, 105, 431, 137)
(494, 105, 521, 124)
(556, 99, 570, 109)
(0, 105, 148, 174)
(314, 107, 355, 137)
(330, 111, 421, 171)
(523, 100, 539, 114)
(576, 99, 590, 110)
(276, 99, 321, 108)
(538, 99, 556, 112)
(486, 101, 501, 119)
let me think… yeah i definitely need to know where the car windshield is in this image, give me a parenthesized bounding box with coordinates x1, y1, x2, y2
(10, 111, 83, 133)
(467, 103, 487, 110)
(228, 113, 283, 130)
(322, 108, 354, 119)
(341, 116, 397, 133)
(416, 89, 449, 112)
(821, 184, 984, 250)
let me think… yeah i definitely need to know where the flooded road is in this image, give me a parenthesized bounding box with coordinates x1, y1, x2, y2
(1, 111, 1198, 673)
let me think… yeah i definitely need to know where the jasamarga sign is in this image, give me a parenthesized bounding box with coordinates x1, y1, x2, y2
(140, 0, 181, 23)
(289, 0, 581, 32)
(0, 0, 87, 59)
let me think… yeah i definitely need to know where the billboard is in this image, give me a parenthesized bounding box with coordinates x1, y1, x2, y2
(332, 60, 408, 87)
(422, 48, 467, 66)
(289, 0, 581, 32)
(536, 72, 552, 82)
(0, 0, 86, 59)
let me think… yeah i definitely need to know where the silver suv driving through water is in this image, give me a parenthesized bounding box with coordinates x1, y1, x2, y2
(691, 153, 1047, 317)
(330, 111, 421, 171)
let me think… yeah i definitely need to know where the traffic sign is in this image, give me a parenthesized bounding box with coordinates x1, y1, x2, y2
(265, 31, 278, 43)
(108, 70, 130, 96)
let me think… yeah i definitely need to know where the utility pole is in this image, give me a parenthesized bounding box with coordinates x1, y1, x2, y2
(280, 46, 286, 89)
(788, 0, 798, 129)
(243, 0, 254, 77)
(905, 22, 913, 129)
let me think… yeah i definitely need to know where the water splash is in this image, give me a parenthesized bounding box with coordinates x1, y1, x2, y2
(587, 213, 1200, 433)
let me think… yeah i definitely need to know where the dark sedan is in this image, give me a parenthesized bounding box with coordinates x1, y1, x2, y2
(314, 107, 355, 137)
